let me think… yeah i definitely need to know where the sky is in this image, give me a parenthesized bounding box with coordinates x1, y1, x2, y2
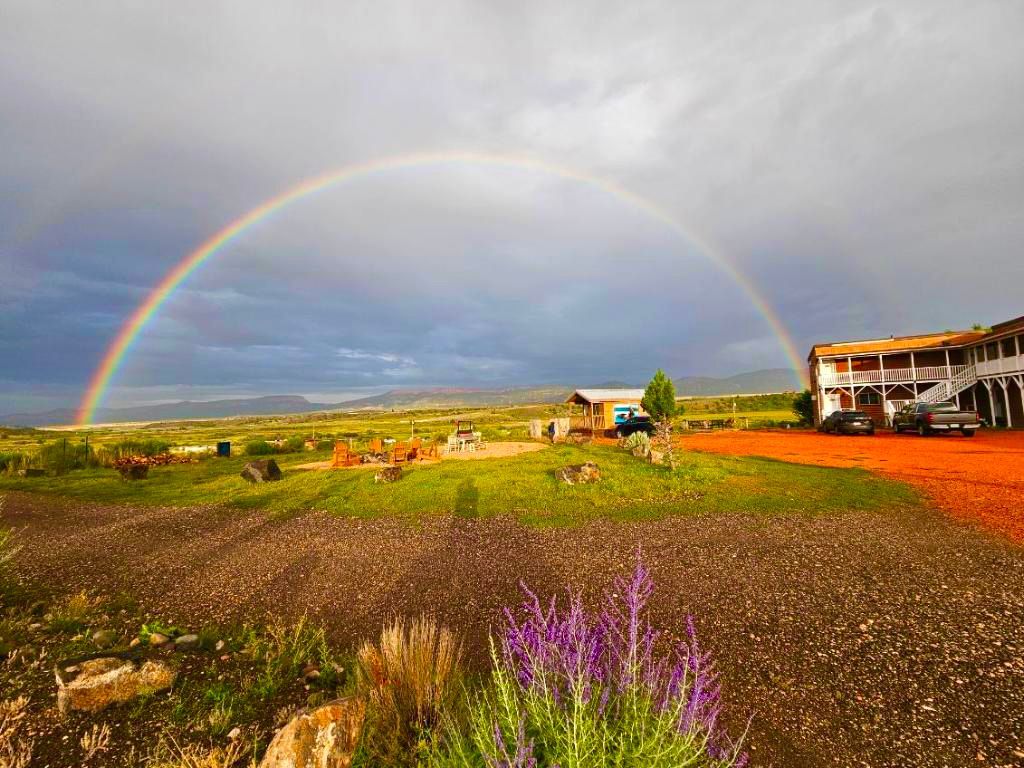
(2, 1, 1023, 413)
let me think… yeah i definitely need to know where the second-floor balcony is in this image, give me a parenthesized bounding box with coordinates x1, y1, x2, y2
(819, 364, 969, 388)
(977, 355, 1024, 378)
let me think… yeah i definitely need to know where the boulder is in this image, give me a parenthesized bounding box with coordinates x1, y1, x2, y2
(118, 464, 149, 481)
(374, 466, 402, 483)
(241, 459, 282, 483)
(648, 449, 665, 465)
(260, 697, 366, 768)
(556, 462, 601, 485)
(174, 633, 200, 651)
(91, 629, 117, 649)
(55, 652, 176, 715)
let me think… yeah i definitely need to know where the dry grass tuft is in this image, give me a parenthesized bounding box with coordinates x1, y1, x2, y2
(357, 614, 464, 765)
(0, 696, 34, 768)
(146, 737, 253, 768)
(79, 723, 111, 762)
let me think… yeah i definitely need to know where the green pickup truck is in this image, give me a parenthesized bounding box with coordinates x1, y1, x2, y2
(892, 401, 981, 437)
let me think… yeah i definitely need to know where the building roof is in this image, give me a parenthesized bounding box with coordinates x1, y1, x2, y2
(809, 330, 986, 360)
(566, 388, 646, 404)
(990, 315, 1024, 338)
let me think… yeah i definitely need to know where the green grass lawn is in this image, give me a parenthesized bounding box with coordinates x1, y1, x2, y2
(0, 442, 917, 525)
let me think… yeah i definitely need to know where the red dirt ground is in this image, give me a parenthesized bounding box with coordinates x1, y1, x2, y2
(679, 429, 1024, 544)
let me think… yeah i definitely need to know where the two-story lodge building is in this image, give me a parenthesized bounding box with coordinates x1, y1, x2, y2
(808, 315, 1024, 428)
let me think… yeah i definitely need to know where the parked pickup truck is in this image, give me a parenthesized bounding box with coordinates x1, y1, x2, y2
(892, 401, 981, 437)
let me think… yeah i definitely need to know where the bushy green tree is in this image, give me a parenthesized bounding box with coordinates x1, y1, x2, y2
(793, 389, 814, 425)
(641, 369, 677, 422)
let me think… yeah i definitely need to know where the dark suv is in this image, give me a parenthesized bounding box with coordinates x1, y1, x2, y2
(614, 416, 655, 438)
(819, 410, 875, 435)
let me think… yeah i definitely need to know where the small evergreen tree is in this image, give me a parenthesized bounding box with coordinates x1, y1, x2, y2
(641, 369, 677, 422)
(793, 389, 814, 425)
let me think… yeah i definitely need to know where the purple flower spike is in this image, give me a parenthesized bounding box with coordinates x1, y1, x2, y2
(496, 550, 746, 764)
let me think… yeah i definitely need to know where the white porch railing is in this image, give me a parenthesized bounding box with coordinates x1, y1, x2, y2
(819, 365, 969, 388)
(976, 356, 1024, 377)
(916, 364, 978, 405)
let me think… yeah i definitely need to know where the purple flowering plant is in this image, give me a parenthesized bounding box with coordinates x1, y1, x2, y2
(432, 553, 747, 767)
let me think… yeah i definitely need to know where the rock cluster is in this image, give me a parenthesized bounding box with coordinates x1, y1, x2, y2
(556, 462, 601, 484)
(241, 459, 282, 483)
(374, 466, 402, 483)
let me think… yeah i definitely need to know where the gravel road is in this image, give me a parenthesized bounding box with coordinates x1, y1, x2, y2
(3, 491, 1023, 767)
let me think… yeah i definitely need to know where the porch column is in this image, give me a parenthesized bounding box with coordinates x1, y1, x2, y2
(985, 380, 997, 426)
(847, 356, 853, 388)
(944, 349, 950, 379)
(879, 354, 887, 419)
(1000, 379, 1013, 428)
(910, 351, 916, 381)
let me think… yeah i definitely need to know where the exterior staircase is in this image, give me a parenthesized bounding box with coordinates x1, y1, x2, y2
(916, 363, 978, 405)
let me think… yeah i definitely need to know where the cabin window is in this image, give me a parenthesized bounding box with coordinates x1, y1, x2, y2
(857, 392, 881, 406)
(986, 342, 999, 360)
(1002, 338, 1016, 357)
(975, 346, 985, 363)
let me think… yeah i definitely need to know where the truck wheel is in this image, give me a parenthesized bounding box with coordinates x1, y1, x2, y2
(616, 428, 624, 439)
(917, 422, 930, 437)
(893, 423, 902, 433)
(961, 428, 975, 437)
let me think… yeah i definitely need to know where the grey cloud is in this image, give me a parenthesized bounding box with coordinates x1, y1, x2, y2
(1, 0, 1021, 410)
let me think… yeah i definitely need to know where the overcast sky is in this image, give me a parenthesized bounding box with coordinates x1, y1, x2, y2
(2, 1, 1022, 412)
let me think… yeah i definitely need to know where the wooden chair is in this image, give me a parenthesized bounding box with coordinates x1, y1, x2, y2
(368, 437, 383, 454)
(332, 441, 361, 468)
(409, 437, 422, 460)
(390, 441, 410, 464)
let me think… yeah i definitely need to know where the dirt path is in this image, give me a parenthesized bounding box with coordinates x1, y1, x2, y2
(4, 491, 1023, 767)
(679, 429, 1024, 543)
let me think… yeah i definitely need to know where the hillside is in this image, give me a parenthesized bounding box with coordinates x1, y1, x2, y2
(1, 370, 804, 427)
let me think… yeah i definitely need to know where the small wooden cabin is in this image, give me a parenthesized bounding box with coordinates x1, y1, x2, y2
(566, 389, 646, 432)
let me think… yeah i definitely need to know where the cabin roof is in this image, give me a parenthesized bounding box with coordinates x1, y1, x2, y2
(566, 388, 646, 405)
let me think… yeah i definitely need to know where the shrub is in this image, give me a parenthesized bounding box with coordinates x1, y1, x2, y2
(146, 737, 252, 768)
(622, 430, 651, 455)
(432, 557, 746, 768)
(36, 439, 95, 474)
(243, 440, 276, 456)
(792, 390, 814, 425)
(359, 615, 465, 766)
(96, 439, 172, 466)
(283, 436, 306, 453)
(0, 497, 18, 577)
(642, 369, 678, 422)
(0, 452, 29, 475)
(243, 615, 339, 701)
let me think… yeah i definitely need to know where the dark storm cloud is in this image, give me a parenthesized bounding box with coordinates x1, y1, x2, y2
(1, 0, 1022, 411)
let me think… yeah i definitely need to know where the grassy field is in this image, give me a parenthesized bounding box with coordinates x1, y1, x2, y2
(0, 440, 915, 525)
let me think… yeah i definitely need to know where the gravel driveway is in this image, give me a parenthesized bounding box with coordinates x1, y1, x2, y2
(4, 491, 1023, 767)
(680, 429, 1024, 543)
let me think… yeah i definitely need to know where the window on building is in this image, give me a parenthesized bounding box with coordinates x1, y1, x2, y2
(857, 392, 881, 406)
(1002, 338, 1016, 357)
(976, 346, 985, 363)
(986, 342, 999, 360)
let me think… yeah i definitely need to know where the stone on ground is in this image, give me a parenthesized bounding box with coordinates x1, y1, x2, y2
(260, 697, 366, 768)
(174, 633, 200, 651)
(374, 466, 402, 483)
(556, 462, 601, 485)
(241, 459, 282, 483)
(55, 653, 176, 715)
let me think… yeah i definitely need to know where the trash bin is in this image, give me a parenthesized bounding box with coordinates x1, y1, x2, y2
(216, 441, 231, 458)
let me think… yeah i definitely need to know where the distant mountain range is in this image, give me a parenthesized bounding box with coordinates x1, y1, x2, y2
(0, 369, 801, 427)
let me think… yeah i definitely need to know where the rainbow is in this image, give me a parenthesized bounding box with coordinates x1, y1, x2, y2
(76, 151, 807, 426)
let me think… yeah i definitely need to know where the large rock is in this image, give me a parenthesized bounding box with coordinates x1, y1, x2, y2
(55, 652, 176, 715)
(118, 464, 149, 481)
(241, 459, 282, 483)
(260, 697, 366, 768)
(556, 462, 601, 485)
(374, 466, 402, 483)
